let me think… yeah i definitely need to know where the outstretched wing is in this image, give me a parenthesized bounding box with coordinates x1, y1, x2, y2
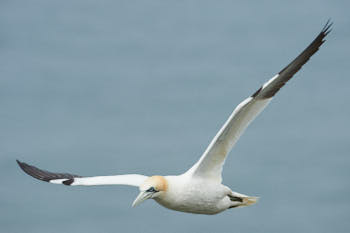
(187, 21, 332, 183)
(17, 160, 148, 187)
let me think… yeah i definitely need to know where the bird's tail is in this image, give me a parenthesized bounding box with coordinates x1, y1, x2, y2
(229, 192, 259, 208)
(241, 196, 259, 206)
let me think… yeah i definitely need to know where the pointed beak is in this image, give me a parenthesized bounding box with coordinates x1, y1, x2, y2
(132, 191, 153, 207)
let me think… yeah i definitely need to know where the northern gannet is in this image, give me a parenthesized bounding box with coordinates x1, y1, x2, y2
(17, 21, 332, 215)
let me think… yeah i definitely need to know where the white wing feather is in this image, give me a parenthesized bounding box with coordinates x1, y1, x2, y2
(69, 175, 147, 186)
(17, 160, 147, 187)
(187, 91, 271, 182)
(186, 22, 332, 183)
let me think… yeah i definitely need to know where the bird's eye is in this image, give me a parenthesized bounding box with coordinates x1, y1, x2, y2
(146, 187, 157, 193)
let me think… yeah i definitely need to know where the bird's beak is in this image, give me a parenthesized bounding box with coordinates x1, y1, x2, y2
(132, 191, 152, 207)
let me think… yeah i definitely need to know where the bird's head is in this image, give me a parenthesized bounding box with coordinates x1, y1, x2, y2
(132, 175, 168, 207)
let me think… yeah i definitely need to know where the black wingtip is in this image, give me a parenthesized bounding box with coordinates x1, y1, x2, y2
(16, 160, 49, 182)
(16, 159, 24, 171)
(262, 20, 333, 99)
(16, 160, 82, 184)
(16, 160, 29, 173)
(322, 19, 333, 36)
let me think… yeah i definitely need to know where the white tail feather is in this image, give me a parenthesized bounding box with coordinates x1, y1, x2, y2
(241, 196, 259, 206)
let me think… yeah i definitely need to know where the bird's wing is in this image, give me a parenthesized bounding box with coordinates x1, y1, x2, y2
(187, 21, 332, 183)
(17, 160, 148, 187)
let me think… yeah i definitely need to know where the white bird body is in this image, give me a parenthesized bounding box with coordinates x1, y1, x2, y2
(17, 21, 332, 215)
(153, 175, 234, 215)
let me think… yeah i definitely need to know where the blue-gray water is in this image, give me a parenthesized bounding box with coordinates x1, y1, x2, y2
(1, 1, 349, 233)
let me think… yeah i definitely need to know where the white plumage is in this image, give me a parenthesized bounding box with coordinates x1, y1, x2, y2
(17, 21, 332, 215)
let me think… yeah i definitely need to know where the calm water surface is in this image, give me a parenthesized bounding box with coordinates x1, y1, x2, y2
(1, 1, 349, 233)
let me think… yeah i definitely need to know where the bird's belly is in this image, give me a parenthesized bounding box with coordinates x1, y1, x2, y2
(154, 184, 230, 215)
(155, 200, 223, 215)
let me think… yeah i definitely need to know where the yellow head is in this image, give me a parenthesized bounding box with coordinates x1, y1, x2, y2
(132, 176, 168, 207)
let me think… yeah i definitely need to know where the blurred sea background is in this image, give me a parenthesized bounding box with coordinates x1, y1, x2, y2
(1, 1, 349, 233)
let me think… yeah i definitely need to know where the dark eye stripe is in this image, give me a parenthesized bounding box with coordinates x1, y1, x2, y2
(146, 187, 157, 193)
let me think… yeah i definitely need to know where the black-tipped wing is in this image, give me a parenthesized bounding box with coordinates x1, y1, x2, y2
(254, 20, 332, 99)
(187, 21, 332, 182)
(17, 160, 82, 184)
(17, 160, 148, 187)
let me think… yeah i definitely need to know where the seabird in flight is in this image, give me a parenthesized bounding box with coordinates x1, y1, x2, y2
(17, 21, 332, 215)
